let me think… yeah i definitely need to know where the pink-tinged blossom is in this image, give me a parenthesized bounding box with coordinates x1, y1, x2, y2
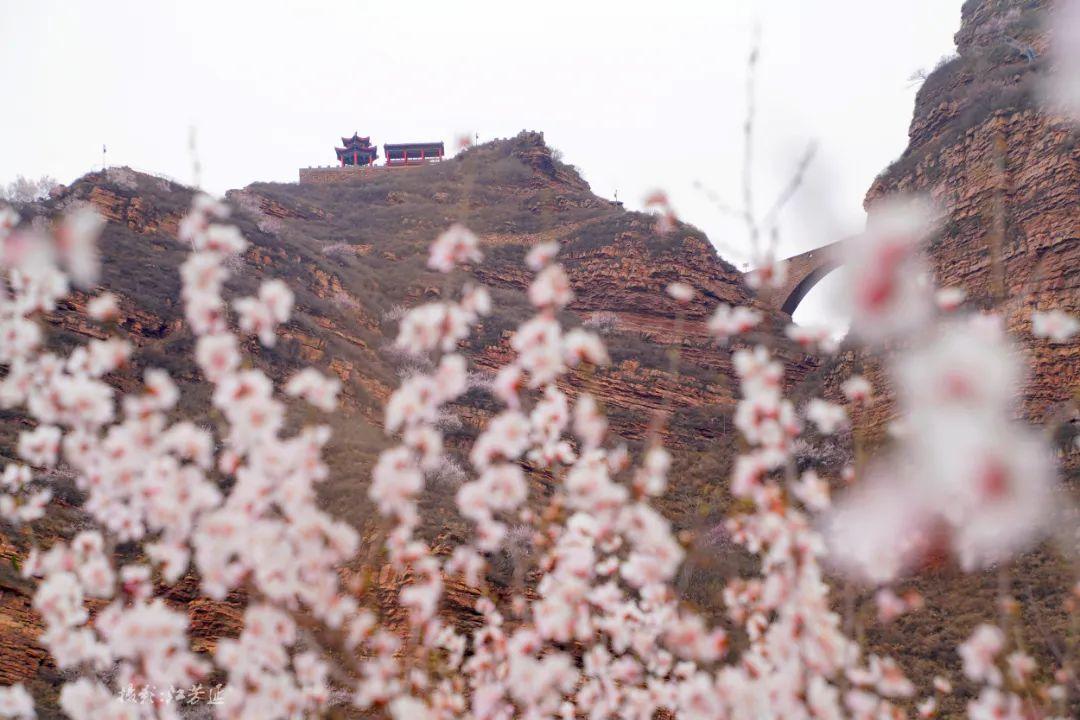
(897, 317, 1020, 418)
(258, 278, 294, 324)
(512, 315, 564, 386)
(0, 206, 18, 238)
(0, 320, 42, 364)
(1, 465, 31, 492)
(707, 303, 761, 343)
(146, 541, 190, 584)
(526, 241, 559, 271)
(0, 684, 34, 719)
(492, 363, 524, 408)
(958, 624, 1005, 686)
(86, 292, 120, 322)
(428, 223, 481, 273)
(870, 655, 915, 698)
(824, 314, 1068, 573)
(18, 425, 61, 467)
(235, 279, 294, 346)
(177, 194, 226, 245)
(447, 546, 486, 587)
(71, 338, 130, 379)
(645, 190, 678, 235)
(197, 223, 246, 255)
(12, 489, 51, 523)
(966, 687, 1024, 720)
(370, 446, 424, 516)
(745, 252, 788, 291)
(183, 292, 227, 336)
(470, 411, 531, 469)
(530, 385, 569, 444)
(666, 282, 694, 302)
(563, 327, 609, 367)
(404, 425, 443, 471)
(195, 332, 240, 381)
(434, 353, 469, 403)
(385, 374, 441, 434)
(844, 196, 934, 344)
(180, 251, 228, 299)
(875, 588, 909, 624)
(841, 375, 872, 403)
(57, 678, 118, 720)
(825, 468, 931, 583)
(785, 324, 837, 352)
(55, 206, 104, 287)
(792, 469, 830, 511)
(1046, 0, 1080, 120)
(33, 572, 87, 629)
(637, 446, 671, 497)
(460, 283, 492, 317)
(805, 398, 847, 435)
(1006, 651, 1035, 685)
(934, 286, 966, 311)
(1031, 309, 1078, 342)
(573, 393, 607, 451)
(528, 264, 573, 309)
(940, 427, 1057, 571)
(479, 463, 528, 512)
(396, 302, 473, 354)
(143, 368, 178, 411)
(285, 368, 341, 412)
(389, 696, 430, 719)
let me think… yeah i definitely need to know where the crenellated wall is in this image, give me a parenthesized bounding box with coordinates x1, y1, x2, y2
(298, 164, 425, 185)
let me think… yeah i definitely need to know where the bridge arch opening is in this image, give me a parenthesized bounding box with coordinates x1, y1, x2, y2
(790, 265, 850, 338)
(781, 257, 843, 315)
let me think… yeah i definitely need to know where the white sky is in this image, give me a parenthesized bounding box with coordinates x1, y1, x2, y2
(0, 0, 964, 326)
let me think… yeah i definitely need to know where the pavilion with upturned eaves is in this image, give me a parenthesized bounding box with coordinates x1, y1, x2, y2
(335, 133, 378, 167)
(301, 133, 447, 184)
(383, 141, 445, 166)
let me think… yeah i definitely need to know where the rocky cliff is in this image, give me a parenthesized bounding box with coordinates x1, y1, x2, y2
(0, 131, 817, 707)
(832, 1, 1079, 712)
(856, 0, 1079, 444)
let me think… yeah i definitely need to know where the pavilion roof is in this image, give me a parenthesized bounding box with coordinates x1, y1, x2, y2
(384, 141, 444, 152)
(335, 145, 378, 158)
(340, 133, 374, 147)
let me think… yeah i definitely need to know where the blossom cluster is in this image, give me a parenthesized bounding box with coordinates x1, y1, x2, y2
(0, 179, 1076, 720)
(1, 197, 346, 719)
(825, 200, 1066, 580)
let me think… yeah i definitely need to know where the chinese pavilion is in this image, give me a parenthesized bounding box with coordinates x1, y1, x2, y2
(335, 133, 378, 167)
(384, 141, 445, 166)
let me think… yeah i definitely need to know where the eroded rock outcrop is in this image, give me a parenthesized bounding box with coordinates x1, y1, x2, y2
(840, 0, 1079, 451)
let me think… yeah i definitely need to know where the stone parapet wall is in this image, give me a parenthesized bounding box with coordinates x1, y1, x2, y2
(298, 165, 424, 185)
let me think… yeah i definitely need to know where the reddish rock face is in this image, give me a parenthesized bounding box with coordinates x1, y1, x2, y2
(0, 130, 811, 700)
(846, 0, 1079, 451)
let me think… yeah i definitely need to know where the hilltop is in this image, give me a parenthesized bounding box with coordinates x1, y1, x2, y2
(0, 130, 824, 706)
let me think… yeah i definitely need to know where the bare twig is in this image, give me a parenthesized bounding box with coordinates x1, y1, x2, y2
(741, 27, 762, 259)
(762, 141, 818, 233)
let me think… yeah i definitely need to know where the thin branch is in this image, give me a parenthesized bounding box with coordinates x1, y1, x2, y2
(762, 140, 818, 233)
(741, 26, 761, 258)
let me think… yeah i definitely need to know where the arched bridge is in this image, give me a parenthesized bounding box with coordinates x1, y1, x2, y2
(750, 239, 845, 315)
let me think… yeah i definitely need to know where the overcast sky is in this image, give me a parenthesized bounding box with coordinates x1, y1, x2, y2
(1, 0, 964, 326)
